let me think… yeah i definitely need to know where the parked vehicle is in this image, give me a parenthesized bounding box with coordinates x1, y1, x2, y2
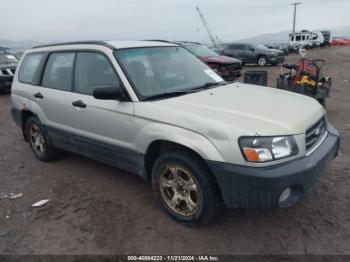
(176, 41, 242, 81)
(289, 30, 325, 48)
(221, 43, 285, 66)
(320, 31, 332, 47)
(265, 43, 289, 55)
(11, 41, 340, 225)
(0, 50, 19, 92)
(331, 38, 350, 46)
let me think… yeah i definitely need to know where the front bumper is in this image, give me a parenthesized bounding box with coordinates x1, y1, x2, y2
(207, 124, 340, 209)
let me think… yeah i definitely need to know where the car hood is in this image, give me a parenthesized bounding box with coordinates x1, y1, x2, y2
(269, 49, 284, 55)
(201, 55, 241, 64)
(0, 63, 17, 69)
(136, 83, 325, 137)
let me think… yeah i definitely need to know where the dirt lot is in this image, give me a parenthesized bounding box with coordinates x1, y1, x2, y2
(0, 47, 349, 255)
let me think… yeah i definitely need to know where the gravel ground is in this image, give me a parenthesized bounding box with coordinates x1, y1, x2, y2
(0, 47, 349, 255)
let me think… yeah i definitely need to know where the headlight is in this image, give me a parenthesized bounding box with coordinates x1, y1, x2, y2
(239, 136, 299, 163)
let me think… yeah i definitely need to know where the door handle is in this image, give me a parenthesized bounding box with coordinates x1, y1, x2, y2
(34, 92, 44, 99)
(72, 100, 87, 108)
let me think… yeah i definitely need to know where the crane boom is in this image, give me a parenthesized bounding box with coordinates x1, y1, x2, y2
(196, 6, 220, 48)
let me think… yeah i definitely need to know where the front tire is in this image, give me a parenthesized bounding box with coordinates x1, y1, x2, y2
(152, 151, 221, 226)
(25, 116, 61, 161)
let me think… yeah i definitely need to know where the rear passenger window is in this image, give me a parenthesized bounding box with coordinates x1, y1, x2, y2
(74, 52, 119, 95)
(42, 52, 75, 91)
(19, 53, 43, 83)
(231, 44, 244, 50)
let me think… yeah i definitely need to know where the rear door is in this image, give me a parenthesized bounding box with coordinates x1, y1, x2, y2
(243, 44, 256, 62)
(36, 51, 78, 151)
(227, 44, 245, 60)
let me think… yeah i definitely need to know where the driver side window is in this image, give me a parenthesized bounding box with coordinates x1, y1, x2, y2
(74, 52, 119, 95)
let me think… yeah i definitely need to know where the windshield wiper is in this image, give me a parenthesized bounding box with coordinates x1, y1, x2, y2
(143, 90, 195, 101)
(143, 82, 227, 101)
(188, 81, 227, 91)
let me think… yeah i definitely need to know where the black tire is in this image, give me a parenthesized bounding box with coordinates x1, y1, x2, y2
(25, 116, 61, 161)
(152, 150, 221, 226)
(257, 56, 267, 67)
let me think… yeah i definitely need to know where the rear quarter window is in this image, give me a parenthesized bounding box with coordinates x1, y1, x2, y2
(18, 53, 44, 83)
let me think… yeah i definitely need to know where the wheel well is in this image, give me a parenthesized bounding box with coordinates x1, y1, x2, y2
(21, 110, 35, 141)
(144, 140, 224, 203)
(144, 140, 207, 180)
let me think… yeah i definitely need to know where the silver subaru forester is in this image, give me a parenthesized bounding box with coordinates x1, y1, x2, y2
(11, 41, 340, 225)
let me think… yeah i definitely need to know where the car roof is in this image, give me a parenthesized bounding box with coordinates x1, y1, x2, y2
(223, 43, 250, 45)
(32, 40, 178, 51)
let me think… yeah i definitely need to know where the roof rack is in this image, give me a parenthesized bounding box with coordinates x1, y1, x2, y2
(33, 41, 116, 50)
(142, 39, 173, 43)
(175, 41, 201, 45)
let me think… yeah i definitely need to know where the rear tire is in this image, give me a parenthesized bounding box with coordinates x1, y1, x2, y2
(152, 150, 221, 226)
(25, 116, 61, 161)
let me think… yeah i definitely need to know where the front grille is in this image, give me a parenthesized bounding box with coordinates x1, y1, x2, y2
(0, 68, 15, 76)
(305, 117, 327, 151)
(229, 63, 242, 72)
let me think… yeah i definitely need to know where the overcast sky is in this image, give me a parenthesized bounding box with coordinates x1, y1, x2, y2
(1, 0, 350, 43)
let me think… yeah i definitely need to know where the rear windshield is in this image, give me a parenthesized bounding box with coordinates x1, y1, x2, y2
(184, 45, 219, 57)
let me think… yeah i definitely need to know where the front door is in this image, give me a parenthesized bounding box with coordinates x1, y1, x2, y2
(67, 51, 138, 172)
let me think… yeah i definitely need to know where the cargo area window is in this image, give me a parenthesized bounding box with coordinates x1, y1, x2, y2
(18, 53, 44, 84)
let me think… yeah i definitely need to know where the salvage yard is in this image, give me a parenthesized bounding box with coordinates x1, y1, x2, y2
(0, 47, 349, 255)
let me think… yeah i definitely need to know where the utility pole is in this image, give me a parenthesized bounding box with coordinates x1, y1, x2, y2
(291, 2, 302, 34)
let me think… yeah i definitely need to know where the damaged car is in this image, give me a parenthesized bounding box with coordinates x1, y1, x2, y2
(176, 41, 242, 81)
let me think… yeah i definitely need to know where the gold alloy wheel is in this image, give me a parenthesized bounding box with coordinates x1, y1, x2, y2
(159, 165, 201, 216)
(29, 124, 45, 154)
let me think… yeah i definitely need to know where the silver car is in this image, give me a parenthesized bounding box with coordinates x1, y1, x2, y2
(11, 41, 340, 225)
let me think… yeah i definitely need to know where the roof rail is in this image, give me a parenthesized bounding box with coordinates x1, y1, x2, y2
(142, 39, 173, 43)
(175, 41, 201, 45)
(32, 41, 116, 50)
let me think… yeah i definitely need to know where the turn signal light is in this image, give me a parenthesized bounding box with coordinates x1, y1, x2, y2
(244, 148, 261, 162)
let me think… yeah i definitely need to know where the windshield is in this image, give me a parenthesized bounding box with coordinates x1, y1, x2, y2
(116, 46, 224, 100)
(184, 45, 219, 57)
(0, 53, 19, 64)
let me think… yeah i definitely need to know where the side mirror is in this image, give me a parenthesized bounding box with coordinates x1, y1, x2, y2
(93, 86, 123, 100)
(250, 48, 255, 52)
